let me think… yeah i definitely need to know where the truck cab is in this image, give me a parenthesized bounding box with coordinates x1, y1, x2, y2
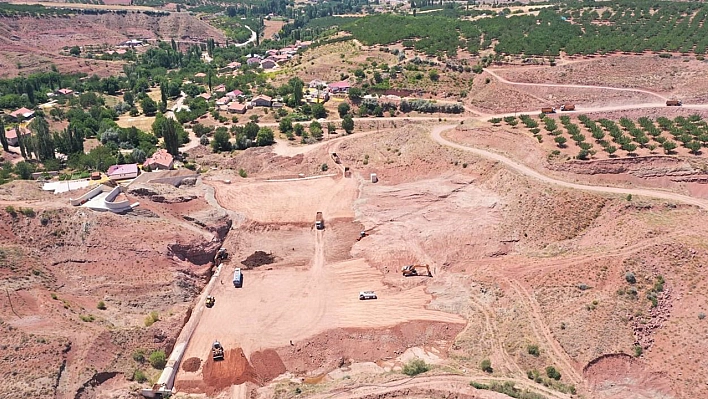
(233, 268, 243, 288)
(315, 212, 324, 230)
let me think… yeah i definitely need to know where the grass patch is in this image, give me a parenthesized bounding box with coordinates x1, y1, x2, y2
(79, 314, 95, 322)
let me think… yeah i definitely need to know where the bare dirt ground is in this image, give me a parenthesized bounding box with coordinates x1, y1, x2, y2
(263, 19, 286, 40)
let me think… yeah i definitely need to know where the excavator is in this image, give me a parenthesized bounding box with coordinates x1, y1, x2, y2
(401, 264, 432, 277)
(212, 341, 225, 361)
(214, 248, 229, 264)
(205, 296, 216, 308)
(356, 231, 368, 241)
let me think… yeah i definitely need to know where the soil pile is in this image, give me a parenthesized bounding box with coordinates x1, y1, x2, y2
(250, 349, 286, 383)
(241, 251, 276, 268)
(182, 357, 201, 372)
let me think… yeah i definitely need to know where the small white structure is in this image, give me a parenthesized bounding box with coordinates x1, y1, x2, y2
(370, 173, 378, 183)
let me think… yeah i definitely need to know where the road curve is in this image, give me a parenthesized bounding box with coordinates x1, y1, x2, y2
(430, 125, 708, 210)
(484, 68, 668, 101)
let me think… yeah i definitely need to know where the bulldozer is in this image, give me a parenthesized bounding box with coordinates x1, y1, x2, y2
(212, 341, 225, 361)
(205, 296, 215, 308)
(401, 264, 432, 277)
(214, 248, 229, 264)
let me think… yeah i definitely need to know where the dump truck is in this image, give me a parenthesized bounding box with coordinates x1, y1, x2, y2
(315, 212, 324, 230)
(205, 296, 215, 308)
(331, 153, 341, 164)
(560, 103, 575, 111)
(233, 268, 243, 288)
(541, 107, 556, 114)
(212, 341, 225, 361)
(402, 264, 432, 277)
(666, 100, 682, 106)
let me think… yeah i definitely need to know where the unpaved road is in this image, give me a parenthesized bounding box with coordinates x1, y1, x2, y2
(430, 124, 708, 210)
(484, 68, 668, 101)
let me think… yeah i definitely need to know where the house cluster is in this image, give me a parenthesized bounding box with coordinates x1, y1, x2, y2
(244, 41, 312, 71)
(195, 82, 284, 114)
(106, 149, 174, 181)
(47, 88, 76, 98)
(304, 79, 352, 103)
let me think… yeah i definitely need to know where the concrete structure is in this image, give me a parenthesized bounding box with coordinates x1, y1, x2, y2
(107, 164, 139, 181)
(143, 149, 174, 170)
(43, 179, 93, 194)
(70, 185, 136, 212)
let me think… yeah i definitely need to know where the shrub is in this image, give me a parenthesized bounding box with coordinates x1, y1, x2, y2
(480, 359, 493, 373)
(626, 194, 633, 201)
(698, 313, 706, 320)
(633, 345, 643, 357)
(625, 272, 636, 284)
(527, 344, 540, 357)
(545, 365, 561, 380)
(402, 359, 430, 376)
(51, 293, 58, 300)
(470, 381, 489, 389)
(79, 314, 95, 322)
(133, 349, 146, 363)
(97, 300, 106, 310)
(5, 206, 17, 218)
(149, 350, 167, 369)
(133, 369, 147, 383)
(321, 163, 328, 172)
(144, 311, 159, 327)
(238, 169, 247, 178)
(20, 208, 35, 217)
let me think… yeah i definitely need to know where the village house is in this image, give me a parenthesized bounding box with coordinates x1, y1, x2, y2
(213, 84, 226, 93)
(309, 79, 327, 88)
(246, 57, 261, 66)
(5, 126, 31, 146)
(226, 89, 243, 99)
(143, 149, 174, 170)
(228, 102, 247, 114)
(107, 164, 139, 181)
(198, 92, 212, 101)
(226, 61, 241, 70)
(328, 81, 352, 94)
(194, 72, 207, 78)
(9, 107, 35, 121)
(260, 59, 277, 70)
(251, 95, 272, 107)
(55, 88, 74, 96)
(216, 97, 231, 106)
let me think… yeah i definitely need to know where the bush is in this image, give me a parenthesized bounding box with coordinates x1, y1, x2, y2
(625, 272, 636, 284)
(79, 314, 95, 322)
(321, 163, 328, 172)
(133, 369, 147, 383)
(238, 168, 247, 178)
(5, 206, 17, 218)
(149, 350, 167, 369)
(470, 381, 489, 389)
(144, 311, 159, 327)
(97, 300, 106, 310)
(480, 359, 493, 373)
(20, 208, 35, 217)
(527, 344, 540, 357)
(402, 359, 430, 376)
(545, 366, 561, 380)
(132, 349, 146, 363)
(698, 312, 705, 320)
(633, 345, 643, 357)
(51, 293, 58, 300)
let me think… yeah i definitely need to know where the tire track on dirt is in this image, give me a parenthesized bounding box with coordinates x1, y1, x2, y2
(507, 279, 583, 386)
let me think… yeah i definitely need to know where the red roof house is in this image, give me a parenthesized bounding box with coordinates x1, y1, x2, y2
(143, 149, 174, 170)
(107, 164, 139, 180)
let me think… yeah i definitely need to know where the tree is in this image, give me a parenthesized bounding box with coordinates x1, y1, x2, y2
(243, 122, 260, 140)
(293, 124, 305, 137)
(149, 350, 167, 369)
(545, 366, 561, 380)
(279, 117, 293, 134)
(662, 140, 677, 154)
(429, 69, 440, 81)
(141, 97, 158, 116)
(0, 118, 7, 152)
(348, 87, 363, 102)
(131, 148, 146, 164)
(69, 46, 81, 56)
(199, 134, 210, 146)
(161, 118, 180, 156)
(309, 121, 323, 141)
(327, 122, 337, 135)
(338, 102, 351, 118)
(342, 115, 355, 135)
(159, 81, 168, 111)
(29, 117, 54, 161)
(212, 128, 232, 152)
(289, 77, 304, 106)
(123, 91, 135, 107)
(554, 135, 567, 147)
(687, 140, 702, 155)
(16, 126, 28, 159)
(312, 103, 327, 119)
(480, 359, 493, 373)
(256, 127, 275, 146)
(14, 161, 33, 180)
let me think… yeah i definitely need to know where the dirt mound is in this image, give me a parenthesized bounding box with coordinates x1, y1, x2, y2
(201, 348, 258, 395)
(182, 357, 201, 372)
(241, 251, 276, 268)
(583, 353, 674, 398)
(250, 349, 286, 383)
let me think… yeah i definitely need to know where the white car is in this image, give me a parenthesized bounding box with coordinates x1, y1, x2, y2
(359, 291, 377, 300)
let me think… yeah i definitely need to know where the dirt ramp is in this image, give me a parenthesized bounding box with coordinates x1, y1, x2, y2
(250, 349, 287, 382)
(584, 353, 674, 398)
(201, 348, 258, 395)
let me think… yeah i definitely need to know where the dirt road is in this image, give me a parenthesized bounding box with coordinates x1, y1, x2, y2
(484, 68, 668, 101)
(430, 125, 708, 209)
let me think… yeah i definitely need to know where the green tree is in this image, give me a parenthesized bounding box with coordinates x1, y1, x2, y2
(554, 135, 567, 147)
(123, 91, 135, 107)
(348, 87, 363, 102)
(159, 81, 168, 111)
(69, 46, 80, 56)
(338, 102, 351, 118)
(141, 97, 158, 116)
(256, 127, 275, 146)
(687, 140, 702, 154)
(294, 124, 305, 137)
(16, 126, 28, 159)
(429, 69, 440, 81)
(480, 359, 493, 373)
(29, 117, 54, 161)
(289, 77, 304, 106)
(212, 128, 232, 152)
(662, 140, 677, 154)
(311, 103, 327, 119)
(309, 121, 323, 141)
(0, 118, 7, 152)
(161, 118, 181, 156)
(327, 122, 337, 135)
(243, 122, 260, 140)
(131, 148, 146, 163)
(14, 161, 33, 179)
(279, 117, 293, 134)
(342, 114, 355, 134)
(149, 350, 167, 369)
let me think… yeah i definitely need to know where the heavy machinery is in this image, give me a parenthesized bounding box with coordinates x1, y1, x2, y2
(212, 341, 225, 361)
(205, 296, 215, 308)
(331, 152, 341, 164)
(359, 291, 377, 300)
(402, 264, 432, 277)
(214, 248, 229, 264)
(541, 107, 556, 114)
(356, 231, 368, 241)
(666, 100, 682, 106)
(315, 212, 324, 230)
(560, 103, 575, 111)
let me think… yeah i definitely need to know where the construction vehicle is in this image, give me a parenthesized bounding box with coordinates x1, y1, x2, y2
(331, 153, 341, 164)
(344, 166, 351, 178)
(401, 264, 432, 277)
(356, 231, 368, 241)
(315, 212, 324, 230)
(212, 341, 225, 361)
(205, 296, 215, 308)
(359, 291, 377, 300)
(541, 107, 556, 114)
(560, 103, 575, 111)
(233, 268, 243, 288)
(666, 100, 682, 106)
(214, 248, 229, 264)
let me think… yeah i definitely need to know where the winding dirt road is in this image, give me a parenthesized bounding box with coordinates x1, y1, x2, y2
(430, 124, 708, 210)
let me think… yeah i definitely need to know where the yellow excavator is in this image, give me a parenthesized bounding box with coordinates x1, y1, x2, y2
(205, 296, 216, 308)
(401, 264, 432, 277)
(214, 248, 229, 264)
(212, 341, 225, 361)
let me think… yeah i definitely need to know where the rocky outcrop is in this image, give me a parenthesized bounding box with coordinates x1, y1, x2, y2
(128, 183, 198, 203)
(550, 155, 708, 181)
(167, 240, 222, 265)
